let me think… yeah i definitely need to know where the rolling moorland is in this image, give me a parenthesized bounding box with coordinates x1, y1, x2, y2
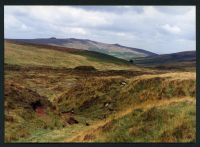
(7, 38, 156, 60)
(132, 51, 196, 70)
(4, 40, 196, 143)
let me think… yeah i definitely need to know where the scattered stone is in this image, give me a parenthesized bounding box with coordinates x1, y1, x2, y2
(105, 103, 109, 107)
(120, 81, 127, 86)
(104, 102, 111, 107)
(71, 108, 74, 114)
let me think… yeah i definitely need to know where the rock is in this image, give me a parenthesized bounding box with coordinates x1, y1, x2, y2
(120, 81, 127, 86)
(105, 103, 109, 107)
(70, 108, 74, 114)
(104, 102, 111, 107)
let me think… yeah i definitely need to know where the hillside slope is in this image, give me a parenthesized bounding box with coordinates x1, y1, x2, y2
(133, 51, 196, 70)
(5, 41, 141, 70)
(4, 41, 196, 143)
(6, 38, 157, 60)
(5, 69, 196, 142)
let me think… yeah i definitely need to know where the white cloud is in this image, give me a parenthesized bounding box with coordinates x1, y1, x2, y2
(161, 24, 181, 34)
(69, 27, 87, 35)
(4, 6, 195, 54)
(116, 32, 126, 37)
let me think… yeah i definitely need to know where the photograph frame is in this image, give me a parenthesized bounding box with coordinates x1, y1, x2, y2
(1, 0, 199, 147)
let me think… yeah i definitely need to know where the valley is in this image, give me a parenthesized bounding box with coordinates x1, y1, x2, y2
(4, 41, 196, 143)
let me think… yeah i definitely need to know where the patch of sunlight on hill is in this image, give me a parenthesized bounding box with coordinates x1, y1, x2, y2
(5, 42, 139, 70)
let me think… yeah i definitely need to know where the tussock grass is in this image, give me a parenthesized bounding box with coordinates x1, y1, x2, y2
(57, 72, 195, 117)
(5, 70, 195, 142)
(72, 99, 195, 142)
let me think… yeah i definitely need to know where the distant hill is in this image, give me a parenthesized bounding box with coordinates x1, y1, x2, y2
(5, 40, 142, 71)
(6, 38, 157, 60)
(133, 51, 196, 70)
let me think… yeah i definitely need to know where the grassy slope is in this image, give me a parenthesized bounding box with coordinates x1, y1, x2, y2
(4, 41, 196, 143)
(63, 72, 196, 142)
(75, 98, 195, 143)
(5, 69, 196, 142)
(56, 72, 195, 116)
(5, 41, 140, 70)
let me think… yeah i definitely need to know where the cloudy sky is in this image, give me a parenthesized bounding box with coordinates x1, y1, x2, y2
(4, 6, 195, 54)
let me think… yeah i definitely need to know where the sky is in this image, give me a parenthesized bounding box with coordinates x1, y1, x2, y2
(4, 6, 195, 54)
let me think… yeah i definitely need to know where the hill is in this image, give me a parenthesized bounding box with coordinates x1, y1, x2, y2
(133, 51, 196, 70)
(6, 38, 157, 60)
(5, 41, 142, 71)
